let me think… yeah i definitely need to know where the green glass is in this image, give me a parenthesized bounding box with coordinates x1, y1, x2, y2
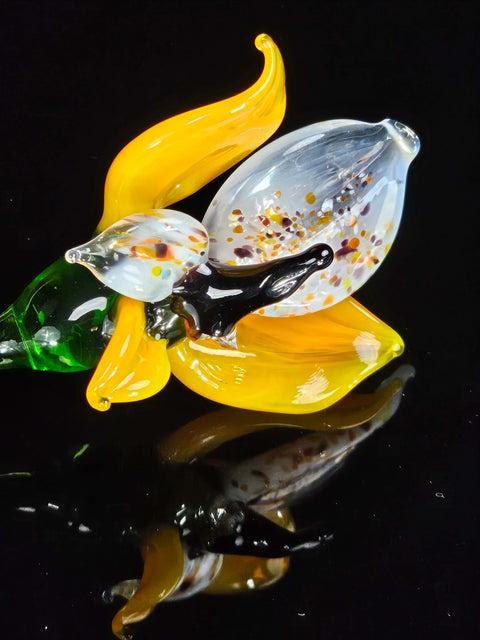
(0, 259, 118, 372)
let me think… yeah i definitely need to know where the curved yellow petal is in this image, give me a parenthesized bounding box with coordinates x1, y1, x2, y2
(157, 376, 404, 463)
(204, 508, 293, 595)
(168, 297, 404, 414)
(86, 296, 171, 411)
(111, 526, 183, 640)
(98, 34, 286, 232)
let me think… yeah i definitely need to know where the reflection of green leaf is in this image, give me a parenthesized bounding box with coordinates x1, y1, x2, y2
(73, 444, 90, 460)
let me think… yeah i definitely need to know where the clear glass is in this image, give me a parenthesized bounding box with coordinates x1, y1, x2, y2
(66, 210, 209, 303)
(203, 118, 419, 315)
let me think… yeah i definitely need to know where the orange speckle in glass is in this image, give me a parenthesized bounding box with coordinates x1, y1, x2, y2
(349, 237, 360, 249)
(131, 246, 156, 259)
(306, 192, 316, 204)
(318, 216, 331, 225)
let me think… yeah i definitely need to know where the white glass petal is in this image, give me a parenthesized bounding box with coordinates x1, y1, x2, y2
(203, 119, 419, 315)
(65, 210, 209, 302)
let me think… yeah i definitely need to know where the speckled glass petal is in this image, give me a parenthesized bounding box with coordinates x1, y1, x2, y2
(65, 209, 209, 303)
(203, 119, 419, 315)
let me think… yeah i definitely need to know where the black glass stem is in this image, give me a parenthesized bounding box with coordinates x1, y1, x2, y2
(169, 243, 334, 337)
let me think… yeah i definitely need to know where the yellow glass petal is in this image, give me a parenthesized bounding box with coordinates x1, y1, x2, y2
(157, 375, 404, 463)
(168, 297, 404, 414)
(86, 296, 171, 411)
(111, 526, 183, 640)
(204, 508, 293, 595)
(98, 34, 286, 232)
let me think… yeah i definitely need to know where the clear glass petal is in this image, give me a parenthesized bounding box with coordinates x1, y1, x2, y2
(65, 209, 209, 302)
(203, 118, 419, 315)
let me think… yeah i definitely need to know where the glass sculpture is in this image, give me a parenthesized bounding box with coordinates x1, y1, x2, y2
(0, 34, 419, 412)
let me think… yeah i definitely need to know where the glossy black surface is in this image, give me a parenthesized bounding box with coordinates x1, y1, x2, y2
(1, 2, 478, 640)
(1, 440, 332, 559)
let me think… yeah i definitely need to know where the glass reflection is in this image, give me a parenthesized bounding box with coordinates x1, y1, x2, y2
(2, 365, 413, 638)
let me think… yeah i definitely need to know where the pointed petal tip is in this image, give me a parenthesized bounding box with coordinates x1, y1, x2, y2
(64, 248, 80, 264)
(86, 393, 111, 412)
(255, 33, 273, 51)
(382, 118, 420, 161)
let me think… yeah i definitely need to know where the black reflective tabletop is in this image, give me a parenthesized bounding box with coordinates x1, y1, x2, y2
(1, 2, 478, 639)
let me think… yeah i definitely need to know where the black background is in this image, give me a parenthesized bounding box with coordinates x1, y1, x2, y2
(1, 1, 479, 639)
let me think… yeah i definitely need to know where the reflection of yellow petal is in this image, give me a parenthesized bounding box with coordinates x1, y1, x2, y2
(111, 526, 183, 640)
(98, 34, 285, 232)
(158, 376, 403, 463)
(204, 508, 293, 595)
(86, 296, 171, 411)
(168, 297, 403, 414)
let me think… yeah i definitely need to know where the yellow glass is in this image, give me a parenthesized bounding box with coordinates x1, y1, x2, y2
(82, 34, 407, 415)
(168, 297, 403, 414)
(157, 373, 404, 463)
(86, 33, 287, 410)
(97, 34, 286, 232)
(111, 526, 183, 640)
(86, 296, 171, 411)
(205, 508, 294, 595)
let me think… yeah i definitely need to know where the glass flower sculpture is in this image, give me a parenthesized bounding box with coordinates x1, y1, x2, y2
(0, 34, 419, 412)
